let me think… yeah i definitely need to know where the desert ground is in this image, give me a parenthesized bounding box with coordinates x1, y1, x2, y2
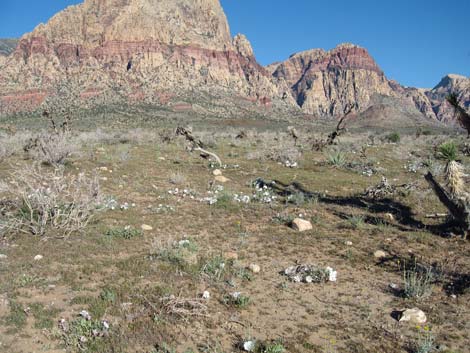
(0, 112, 469, 353)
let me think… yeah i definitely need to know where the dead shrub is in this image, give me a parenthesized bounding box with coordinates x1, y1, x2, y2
(27, 131, 78, 166)
(0, 164, 101, 236)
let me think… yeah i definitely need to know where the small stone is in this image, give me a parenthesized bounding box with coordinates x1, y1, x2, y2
(202, 291, 210, 299)
(291, 218, 313, 232)
(100, 166, 108, 171)
(224, 251, 238, 260)
(248, 264, 261, 273)
(399, 308, 427, 325)
(374, 250, 387, 259)
(79, 310, 91, 321)
(213, 169, 223, 176)
(345, 241, 353, 246)
(34, 255, 43, 261)
(243, 340, 256, 352)
(158, 157, 166, 161)
(0, 254, 7, 260)
(141, 224, 153, 231)
(214, 175, 229, 183)
(384, 213, 395, 222)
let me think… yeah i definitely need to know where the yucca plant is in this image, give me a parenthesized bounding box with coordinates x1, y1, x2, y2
(437, 141, 458, 161)
(326, 149, 346, 168)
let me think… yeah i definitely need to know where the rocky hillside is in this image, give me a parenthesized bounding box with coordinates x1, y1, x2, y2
(0, 0, 295, 114)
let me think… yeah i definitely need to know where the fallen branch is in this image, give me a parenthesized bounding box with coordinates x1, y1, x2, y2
(425, 213, 448, 219)
(176, 126, 222, 166)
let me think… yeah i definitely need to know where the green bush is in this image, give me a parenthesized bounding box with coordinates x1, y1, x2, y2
(386, 132, 401, 143)
(437, 141, 457, 161)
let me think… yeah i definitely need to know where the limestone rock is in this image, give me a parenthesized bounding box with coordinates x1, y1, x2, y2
(248, 263, 261, 273)
(291, 218, 313, 232)
(214, 175, 229, 183)
(212, 169, 223, 176)
(374, 250, 387, 259)
(399, 308, 427, 325)
(141, 224, 153, 231)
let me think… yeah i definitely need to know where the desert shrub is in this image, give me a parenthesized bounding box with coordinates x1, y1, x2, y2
(437, 141, 458, 162)
(169, 172, 186, 185)
(1, 164, 101, 236)
(105, 226, 142, 239)
(385, 132, 401, 143)
(28, 131, 78, 165)
(0, 132, 34, 161)
(247, 145, 301, 165)
(403, 263, 434, 299)
(326, 149, 346, 167)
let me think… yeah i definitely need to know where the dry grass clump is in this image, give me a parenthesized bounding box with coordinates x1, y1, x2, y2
(0, 164, 101, 236)
(159, 295, 208, 320)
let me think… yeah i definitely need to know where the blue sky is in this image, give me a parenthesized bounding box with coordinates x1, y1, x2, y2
(1, 0, 469, 88)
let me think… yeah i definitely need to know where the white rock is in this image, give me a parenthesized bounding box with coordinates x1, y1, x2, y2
(141, 224, 153, 231)
(202, 291, 210, 300)
(214, 175, 230, 183)
(326, 267, 337, 282)
(384, 213, 395, 222)
(374, 250, 387, 259)
(0, 254, 7, 260)
(243, 340, 256, 352)
(291, 218, 313, 232)
(34, 255, 43, 261)
(399, 308, 427, 325)
(248, 264, 261, 274)
(212, 169, 223, 176)
(79, 310, 91, 320)
(345, 241, 353, 246)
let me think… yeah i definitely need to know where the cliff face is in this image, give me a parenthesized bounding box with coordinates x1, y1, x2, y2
(271, 44, 395, 117)
(0, 0, 294, 114)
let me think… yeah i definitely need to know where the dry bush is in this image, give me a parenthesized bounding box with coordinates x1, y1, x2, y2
(0, 131, 34, 161)
(159, 295, 208, 320)
(0, 164, 101, 236)
(247, 142, 301, 165)
(28, 131, 78, 165)
(77, 128, 118, 145)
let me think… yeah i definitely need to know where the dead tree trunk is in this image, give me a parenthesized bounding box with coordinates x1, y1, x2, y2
(425, 172, 470, 239)
(176, 127, 222, 167)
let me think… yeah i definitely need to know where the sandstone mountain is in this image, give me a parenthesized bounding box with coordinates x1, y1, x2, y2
(270, 44, 469, 124)
(270, 44, 395, 117)
(0, 0, 295, 115)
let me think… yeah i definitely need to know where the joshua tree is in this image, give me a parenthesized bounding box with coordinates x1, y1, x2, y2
(425, 142, 469, 239)
(447, 93, 470, 138)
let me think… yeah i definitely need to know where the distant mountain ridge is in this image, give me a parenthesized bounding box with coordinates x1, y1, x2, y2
(0, 39, 18, 56)
(0, 0, 467, 126)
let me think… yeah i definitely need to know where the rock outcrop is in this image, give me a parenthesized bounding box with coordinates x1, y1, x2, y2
(0, 0, 295, 114)
(271, 43, 395, 117)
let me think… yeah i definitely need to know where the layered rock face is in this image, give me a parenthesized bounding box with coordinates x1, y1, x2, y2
(0, 0, 293, 113)
(271, 44, 395, 117)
